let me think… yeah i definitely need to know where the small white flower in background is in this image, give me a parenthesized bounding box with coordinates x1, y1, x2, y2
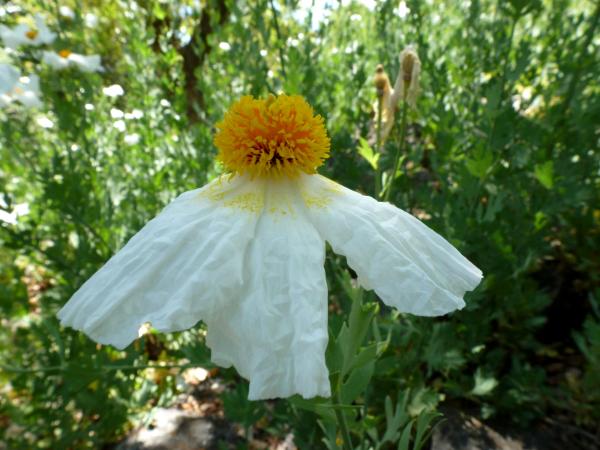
(218, 41, 231, 51)
(113, 119, 126, 132)
(350, 13, 362, 21)
(159, 99, 171, 107)
(43, 50, 102, 72)
(36, 116, 54, 128)
(0, 5, 22, 17)
(259, 49, 267, 57)
(0, 201, 29, 225)
(1, 73, 43, 108)
(84, 103, 94, 111)
(0, 62, 19, 95)
(84, 13, 98, 27)
(125, 109, 143, 119)
(137, 322, 152, 337)
(0, 14, 56, 49)
(394, 1, 411, 19)
(110, 108, 124, 119)
(58, 94, 483, 401)
(103, 84, 124, 97)
(59, 6, 75, 19)
(124, 133, 140, 145)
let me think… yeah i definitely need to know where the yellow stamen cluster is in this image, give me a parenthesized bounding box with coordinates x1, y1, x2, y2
(214, 94, 330, 178)
(59, 49, 72, 58)
(25, 30, 38, 40)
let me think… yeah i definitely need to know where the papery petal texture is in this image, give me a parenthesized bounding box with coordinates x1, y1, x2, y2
(58, 177, 260, 349)
(303, 175, 482, 316)
(205, 178, 330, 400)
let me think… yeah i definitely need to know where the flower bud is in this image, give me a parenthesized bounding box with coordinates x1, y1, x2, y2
(393, 47, 421, 108)
(373, 64, 391, 98)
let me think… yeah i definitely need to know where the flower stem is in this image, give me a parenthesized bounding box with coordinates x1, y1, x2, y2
(374, 95, 384, 198)
(333, 382, 353, 450)
(384, 95, 408, 202)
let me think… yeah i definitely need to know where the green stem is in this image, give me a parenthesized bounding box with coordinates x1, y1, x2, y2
(269, 0, 287, 79)
(374, 95, 384, 198)
(333, 382, 353, 450)
(384, 95, 408, 202)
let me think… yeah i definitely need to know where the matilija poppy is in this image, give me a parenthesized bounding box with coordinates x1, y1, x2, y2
(58, 94, 482, 400)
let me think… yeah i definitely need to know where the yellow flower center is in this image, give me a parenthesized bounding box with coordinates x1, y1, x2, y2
(213, 94, 330, 178)
(59, 49, 72, 58)
(25, 30, 38, 40)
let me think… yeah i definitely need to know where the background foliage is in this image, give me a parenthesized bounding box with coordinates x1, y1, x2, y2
(1, 0, 599, 448)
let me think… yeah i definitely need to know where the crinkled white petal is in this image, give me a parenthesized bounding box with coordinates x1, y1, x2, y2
(57, 177, 260, 349)
(205, 177, 330, 400)
(303, 174, 482, 316)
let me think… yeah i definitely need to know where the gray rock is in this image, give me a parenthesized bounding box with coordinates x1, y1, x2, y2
(117, 407, 214, 450)
(431, 411, 527, 450)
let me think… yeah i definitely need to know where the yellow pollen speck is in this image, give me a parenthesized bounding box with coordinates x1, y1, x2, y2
(213, 94, 330, 178)
(25, 30, 38, 40)
(59, 49, 72, 58)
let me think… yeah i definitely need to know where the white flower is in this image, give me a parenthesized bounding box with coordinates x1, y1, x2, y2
(124, 133, 140, 145)
(0, 63, 19, 95)
(43, 50, 102, 72)
(0, 202, 29, 225)
(0, 14, 56, 49)
(36, 116, 54, 128)
(84, 13, 98, 27)
(394, 1, 411, 19)
(110, 108, 124, 119)
(113, 119, 126, 132)
(57, 95, 482, 401)
(125, 109, 143, 119)
(218, 41, 231, 51)
(102, 84, 124, 97)
(59, 6, 75, 19)
(1, 73, 43, 108)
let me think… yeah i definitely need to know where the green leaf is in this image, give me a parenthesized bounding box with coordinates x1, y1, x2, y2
(358, 138, 380, 170)
(339, 300, 377, 376)
(349, 343, 378, 371)
(381, 393, 411, 445)
(414, 412, 441, 450)
(534, 161, 554, 189)
(465, 147, 494, 179)
(397, 420, 413, 450)
(341, 361, 375, 403)
(289, 396, 337, 423)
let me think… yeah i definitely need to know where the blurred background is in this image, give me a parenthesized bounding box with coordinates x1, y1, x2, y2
(0, 0, 599, 449)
